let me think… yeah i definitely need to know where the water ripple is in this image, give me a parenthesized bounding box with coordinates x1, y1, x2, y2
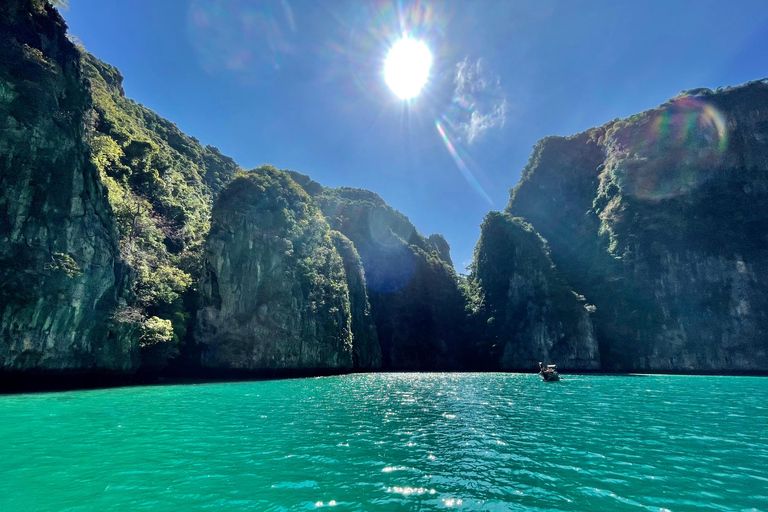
(1, 373, 766, 511)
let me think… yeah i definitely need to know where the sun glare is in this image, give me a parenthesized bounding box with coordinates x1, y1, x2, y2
(384, 38, 432, 100)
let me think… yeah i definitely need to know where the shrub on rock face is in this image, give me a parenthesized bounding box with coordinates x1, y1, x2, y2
(46, 253, 83, 279)
(140, 317, 174, 348)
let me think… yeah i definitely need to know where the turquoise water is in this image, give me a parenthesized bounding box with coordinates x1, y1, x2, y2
(1, 374, 766, 511)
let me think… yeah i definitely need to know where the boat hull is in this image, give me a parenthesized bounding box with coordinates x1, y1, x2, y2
(540, 371, 560, 382)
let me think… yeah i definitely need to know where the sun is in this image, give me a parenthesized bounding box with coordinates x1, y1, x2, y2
(384, 37, 432, 100)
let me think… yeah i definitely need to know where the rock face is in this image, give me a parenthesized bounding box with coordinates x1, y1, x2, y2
(428, 234, 454, 268)
(300, 182, 467, 370)
(471, 213, 599, 370)
(504, 82, 768, 372)
(82, 52, 241, 371)
(195, 167, 356, 370)
(9, 1, 766, 378)
(0, 0, 136, 373)
(330, 231, 381, 369)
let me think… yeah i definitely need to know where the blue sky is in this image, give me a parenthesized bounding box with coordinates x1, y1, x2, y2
(62, 0, 768, 270)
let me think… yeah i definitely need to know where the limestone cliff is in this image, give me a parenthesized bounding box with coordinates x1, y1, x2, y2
(82, 52, 241, 370)
(288, 174, 467, 371)
(0, 0, 136, 373)
(330, 231, 381, 369)
(195, 167, 355, 370)
(469, 213, 599, 370)
(505, 82, 768, 372)
(428, 234, 454, 268)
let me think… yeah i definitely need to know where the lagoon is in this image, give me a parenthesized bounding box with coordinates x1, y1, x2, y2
(1, 373, 766, 511)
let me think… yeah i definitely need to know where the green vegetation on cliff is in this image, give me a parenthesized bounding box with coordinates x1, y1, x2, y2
(329, 231, 381, 369)
(300, 182, 467, 370)
(12, 0, 767, 378)
(196, 165, 359, 370)
(81, 52, 241, 368)
(504, 81, 768, 371)
(1, 0, 456, 374)
(0, 0, 135, 372)
(465, 212, 599, 370)
(215, 166, 349, 316)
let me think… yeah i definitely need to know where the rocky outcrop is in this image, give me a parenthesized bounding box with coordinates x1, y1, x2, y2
(505, 82, 768, 372)
(428, 234, 453, 268)
(195, 167, 355, 370)
(82, 51, 242, 371)
(330, 231, 381, 369)
(470, 213, 599, 370)
(312, 186, 467, 370)
(0, 0, 136, 373)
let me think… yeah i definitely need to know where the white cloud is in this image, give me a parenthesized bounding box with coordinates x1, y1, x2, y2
(453, 58, 508, 144)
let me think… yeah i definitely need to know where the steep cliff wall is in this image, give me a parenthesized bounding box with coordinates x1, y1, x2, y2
(506, 82, 768, 372)
(195, 167, 355, 370)
(0, 0, 136, 373)
(82, 52, 241, 369)
(289, 174, 467, 370)
(470, 213, 599, 370)
(428, 234, 453, 268)
(330, 231, 381, 369)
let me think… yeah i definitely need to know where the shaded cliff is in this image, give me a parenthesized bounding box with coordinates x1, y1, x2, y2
(330, 231, 381, 369)
(468, 213, 599, 370)
(0, 0, 136, 373)
(195, 166, 359, 371)
(505, 82, 768, 372)
(288, 173, 468, 370)
(428, 234, 453, 268)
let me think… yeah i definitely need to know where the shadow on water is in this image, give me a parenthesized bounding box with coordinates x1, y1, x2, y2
(2, 367, 764, 395)
(0, 367, 349, 395)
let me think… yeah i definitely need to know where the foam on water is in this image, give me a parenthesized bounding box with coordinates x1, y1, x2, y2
(1, 373, 766, 511)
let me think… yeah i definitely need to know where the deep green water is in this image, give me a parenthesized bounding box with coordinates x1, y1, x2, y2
(1, 373, 766, 511)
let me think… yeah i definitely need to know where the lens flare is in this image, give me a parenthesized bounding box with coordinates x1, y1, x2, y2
(436, 120, 494, 205)
(363, 207, 417, 294)
(322, 199, 415, 294)
(364, 243, 416, 294)
(187, 0, 296, 79)
(606, 96, 728, 201)
(384, 37, 432, 99)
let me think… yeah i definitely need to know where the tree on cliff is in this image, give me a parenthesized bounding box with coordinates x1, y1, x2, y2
(82, 53, 241, 370)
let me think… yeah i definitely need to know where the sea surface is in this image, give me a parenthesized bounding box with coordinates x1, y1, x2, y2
(1, 373, 766, 511)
